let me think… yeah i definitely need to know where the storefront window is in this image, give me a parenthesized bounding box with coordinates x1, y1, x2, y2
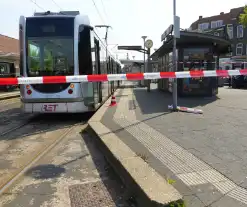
(182, 48, 214, 93)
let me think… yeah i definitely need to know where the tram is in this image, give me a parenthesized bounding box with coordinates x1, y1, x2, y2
(19, 11, 121, 113)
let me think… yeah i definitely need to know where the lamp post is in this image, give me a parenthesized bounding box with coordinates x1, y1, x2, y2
(141, 36, 147, 87)
(141, 36, 147, 72)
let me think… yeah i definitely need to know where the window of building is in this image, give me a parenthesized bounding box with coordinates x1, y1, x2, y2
(211, 20, 223, 29)
(216, 20, 223, 27)
(237, 25, 243, 38)
(198, 23, 209, 30)
(236, 43, 243, 55)
(227, 24, 233, 39)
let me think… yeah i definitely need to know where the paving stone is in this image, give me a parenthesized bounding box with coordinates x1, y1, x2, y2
(210, 195, 247, 207)
(183, 195, 205, 207)
(101, 85, 247, 207)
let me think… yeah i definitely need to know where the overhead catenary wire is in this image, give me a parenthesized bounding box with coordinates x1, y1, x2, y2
(100, 0, 109, 22)
(91, 0, 105, 24)
(51, 0, 63, 10)
(30, 0, 45, 11)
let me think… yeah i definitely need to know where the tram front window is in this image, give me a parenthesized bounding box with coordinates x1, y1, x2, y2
(25, 17, 74, 93)
(26, 17, 74, 77)
(27, 38, 74, 76)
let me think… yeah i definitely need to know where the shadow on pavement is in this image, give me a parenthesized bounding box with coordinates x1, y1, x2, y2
(0, 112, 93, 141)
(133, 85, 220, 114)
(81, 128, 134, 207)
(24, 153, 91, 180)
(25, 164, 66, 179)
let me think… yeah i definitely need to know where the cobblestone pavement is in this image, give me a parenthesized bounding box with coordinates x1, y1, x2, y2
(0, 124, 132, 207)
(100, 85, 247, 207)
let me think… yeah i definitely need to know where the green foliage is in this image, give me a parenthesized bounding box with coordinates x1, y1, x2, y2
(44, 50, 53, 71)
(239, 5, 247, 27)
(169, 200, 186, 207)
(28, 45, 39, 72)
(167, 178, 176, 185)
(28, 44, 53, 72)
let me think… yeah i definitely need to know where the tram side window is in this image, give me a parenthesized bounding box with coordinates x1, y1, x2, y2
(94, 38, 101, 74)
(19, 25, 24, 76)
(78, 25, 92, 75)
(107, 57, 111, 74)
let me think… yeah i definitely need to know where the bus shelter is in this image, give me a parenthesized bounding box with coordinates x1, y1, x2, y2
(151, 31, 231, 96)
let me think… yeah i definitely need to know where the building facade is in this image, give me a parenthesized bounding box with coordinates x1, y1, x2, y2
(0, 34, 20, 75)
(189, 7, 245, 57)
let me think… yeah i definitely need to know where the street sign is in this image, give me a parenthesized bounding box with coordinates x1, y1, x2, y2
(145, 39, 153, 49)
(118, 46, 142, 51)
(161, 24, 173, 41)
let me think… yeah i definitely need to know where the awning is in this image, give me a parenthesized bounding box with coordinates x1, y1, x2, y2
(151, 31, 231, 58)
(0, 52, 19, 60)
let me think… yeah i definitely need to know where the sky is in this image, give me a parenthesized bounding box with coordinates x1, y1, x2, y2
(0, 0, 247, 60)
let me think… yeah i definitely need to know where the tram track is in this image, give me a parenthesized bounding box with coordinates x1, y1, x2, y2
(0, 116, 34, 137)
(0, 113, 92, 197)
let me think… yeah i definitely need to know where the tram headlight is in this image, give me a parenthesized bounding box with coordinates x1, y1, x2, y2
(70, 84, 74, 88)
(26, 85, 30, 89)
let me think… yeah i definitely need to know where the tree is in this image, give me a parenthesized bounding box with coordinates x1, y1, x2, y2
(239, 6, 247, 27)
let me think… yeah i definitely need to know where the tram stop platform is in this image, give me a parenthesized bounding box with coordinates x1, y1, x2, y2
(88, 82, 247, 207)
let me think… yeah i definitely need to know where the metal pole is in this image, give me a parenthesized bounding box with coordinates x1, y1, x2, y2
(141, 36, 147, 87)
(143, 40, 146, 72)
(147, 48, 151, 92)
(172, 0, 178, 110)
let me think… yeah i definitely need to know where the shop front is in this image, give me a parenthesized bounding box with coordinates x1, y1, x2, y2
(151, 30, 231, 96)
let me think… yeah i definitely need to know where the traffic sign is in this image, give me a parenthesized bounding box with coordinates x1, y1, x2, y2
(145, 39, 153, 49)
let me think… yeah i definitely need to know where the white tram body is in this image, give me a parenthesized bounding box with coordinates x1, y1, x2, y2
(19, 11, 121, 113)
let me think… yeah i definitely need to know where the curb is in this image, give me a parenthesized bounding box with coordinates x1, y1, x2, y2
(88, 89, 184, 207)
(0, 93, 20, 101)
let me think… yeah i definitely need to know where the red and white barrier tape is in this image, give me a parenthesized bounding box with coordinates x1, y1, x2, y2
(0, 69, 246, 85)
(177, 61, 247, 64)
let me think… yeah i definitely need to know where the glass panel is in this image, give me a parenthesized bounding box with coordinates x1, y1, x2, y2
(27, 38, 74, 76)
(25, 17, 74, 93)
(0, 63, 10, 74)
(26, 17, 74, 77)
(182, 48, 212, 93)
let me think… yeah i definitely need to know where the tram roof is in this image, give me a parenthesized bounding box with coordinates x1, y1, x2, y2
(151, 31, 231, 58)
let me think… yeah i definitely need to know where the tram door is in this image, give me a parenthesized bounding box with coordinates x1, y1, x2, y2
(180, 48, 217, 96)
